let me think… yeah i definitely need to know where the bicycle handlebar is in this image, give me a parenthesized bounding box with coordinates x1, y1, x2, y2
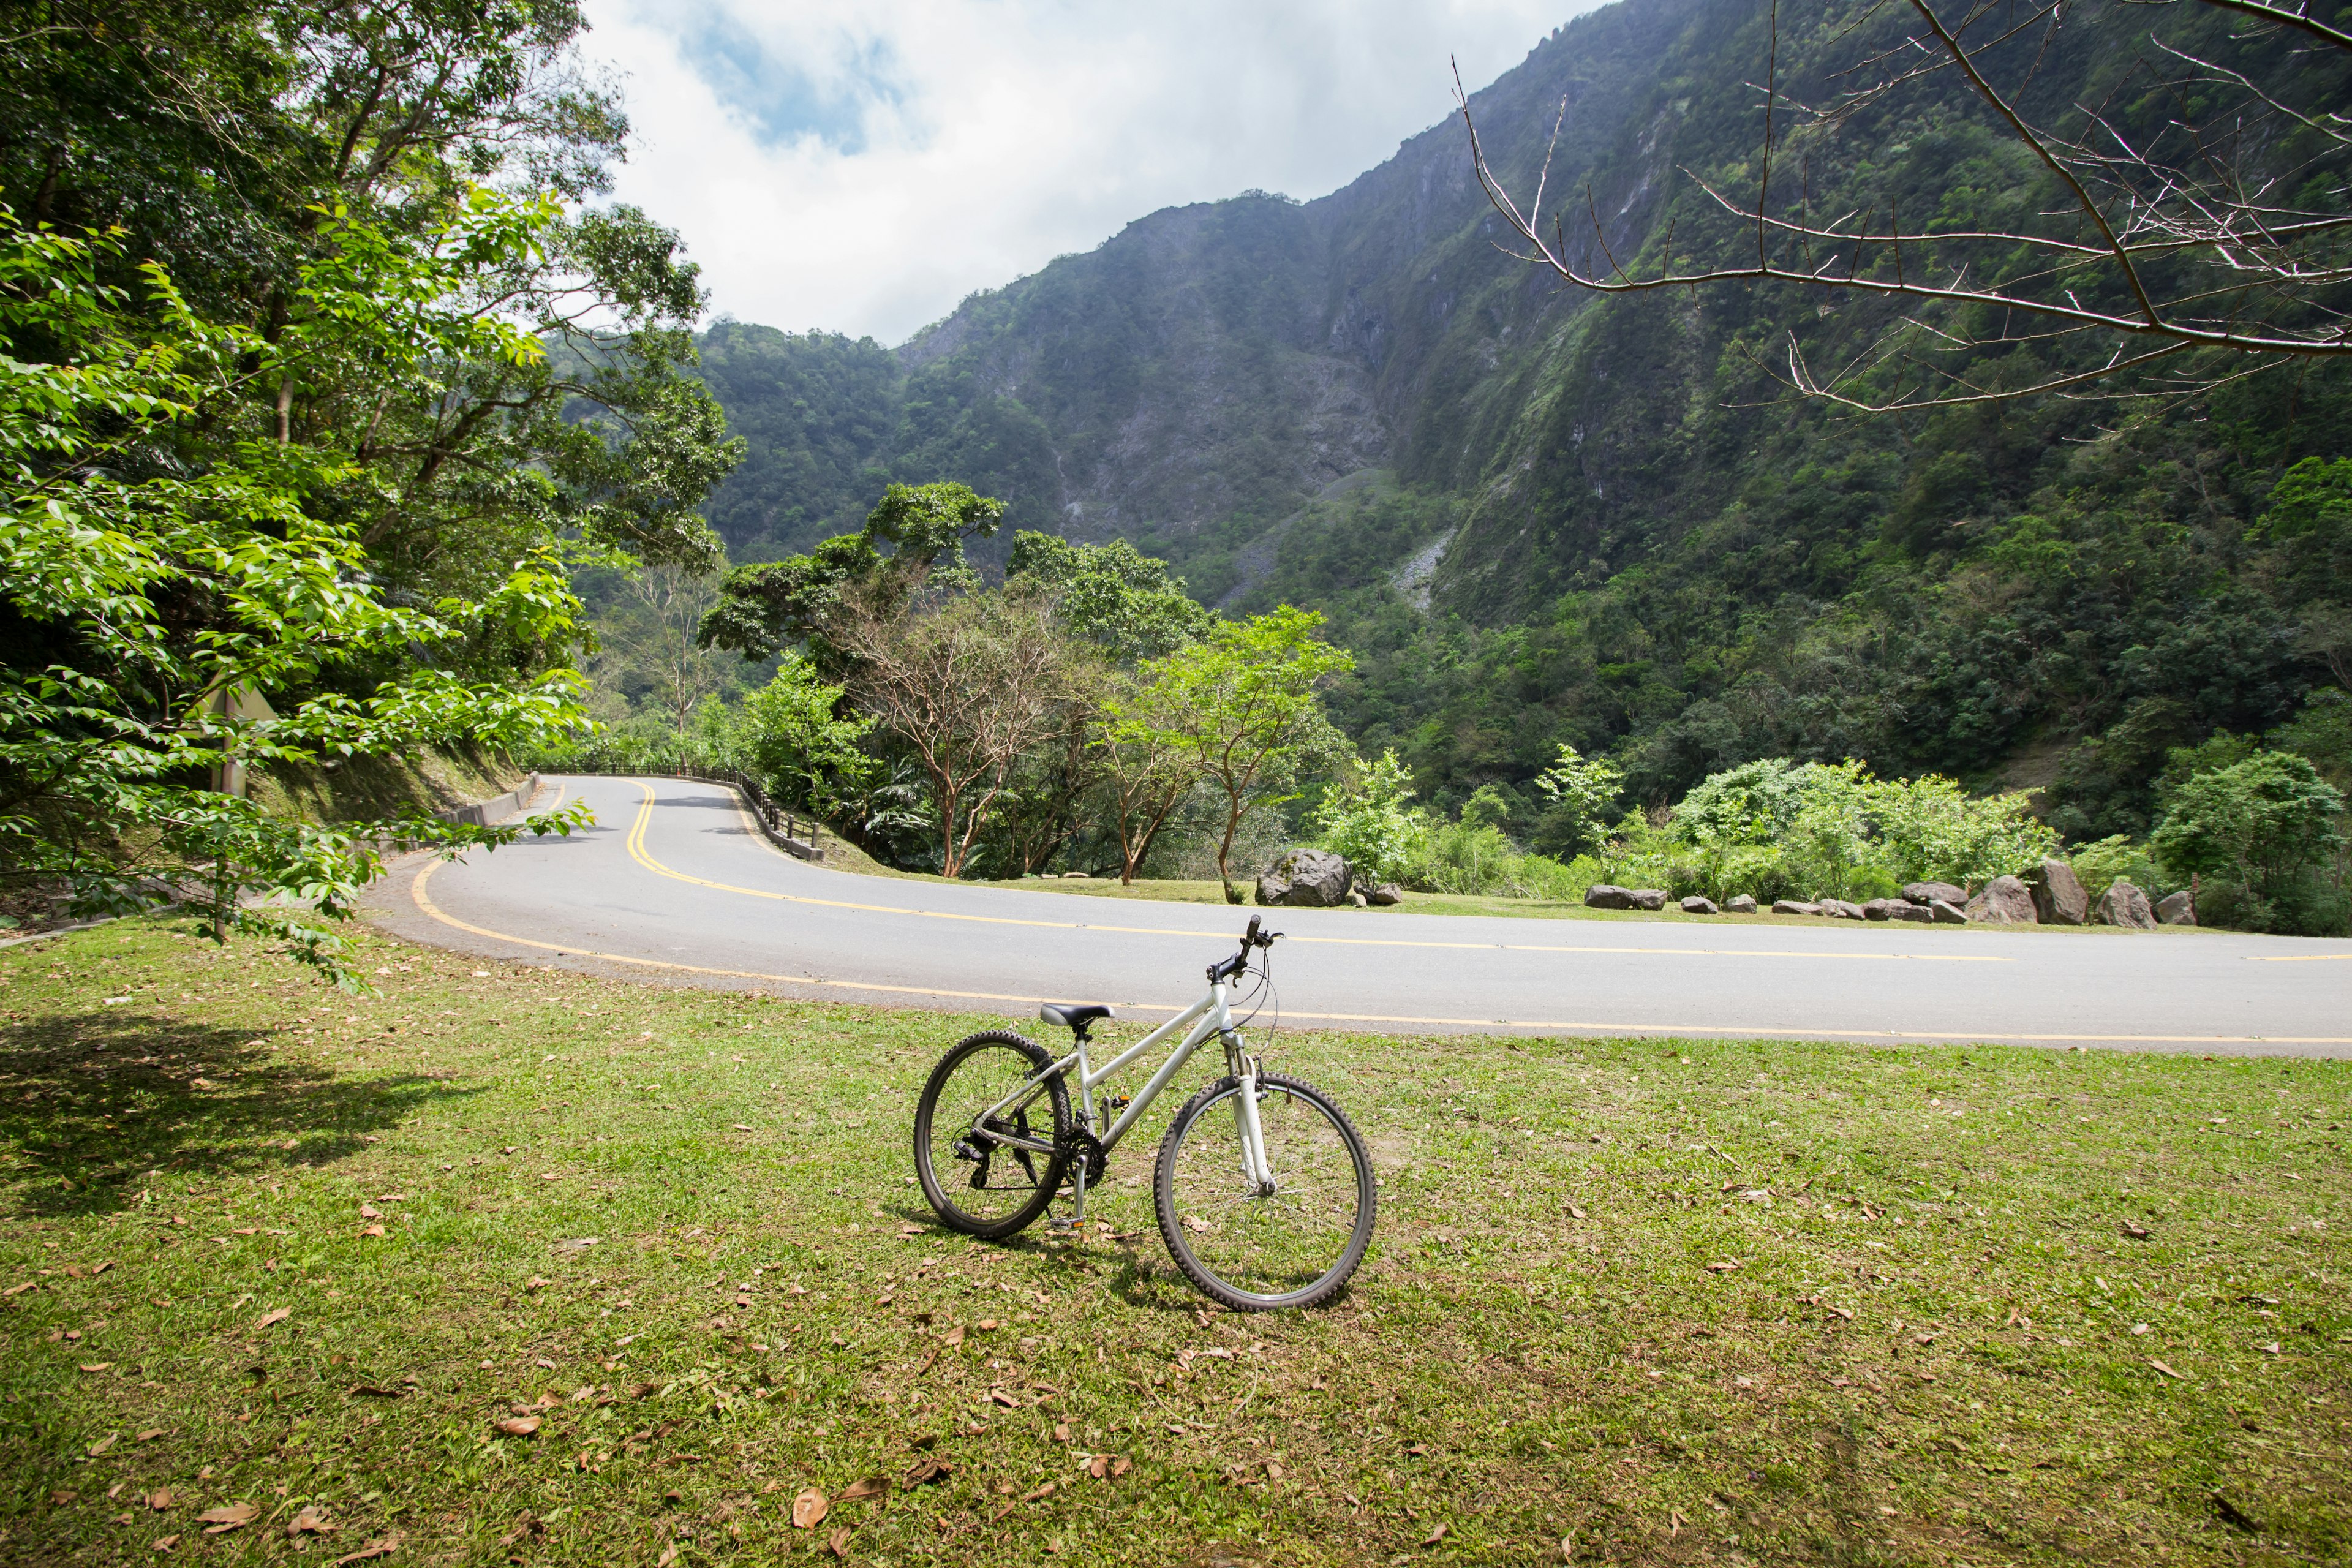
(1210, 916, 1282, 984)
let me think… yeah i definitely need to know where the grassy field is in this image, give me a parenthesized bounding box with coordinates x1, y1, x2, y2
(1, 918, 2346, 1566)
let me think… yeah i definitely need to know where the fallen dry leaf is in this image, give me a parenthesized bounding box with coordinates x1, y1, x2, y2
(2149, 1359, 2185, 1379)
(287, 1506, 337, 1537)
(358, 1224, 386, 1238)
(137, 1428, 165, 1441)
(79, 1362, 112, 1373)
(255, 1308, 291, 1330)
(791, 1488, 828, 1529)
(197, 1502, 257, 1534)
(1422, 1523, 1449, 1546)
(146, 1488, 174, 1511)
(941, 1325, 966, 1348)
(493, 1415, 542, 1437)
(523, 1277, 550, 1292)
(357, 1204, 381, 1221)
(86, 1433, 118, 1457)
(2121, 1221, 2151, 1238)
(329, 1533, 402, 1566)
(654, 1547, 677, 1568)
(1182, 1215, 1210, 1233)
(1567, 1204, 1587, 1219)
(974, 1318, 1000, 1331)
(1053, 1422, 1071, 1442)
(151, 1535, 178, 1553)
(904, 1458, 954, 1487)
(837, 1476, 889, 1504)
(1706, 1261, 1741, 1273)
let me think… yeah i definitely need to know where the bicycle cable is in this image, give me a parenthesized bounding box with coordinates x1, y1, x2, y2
(1227, 943, 1280, 1033)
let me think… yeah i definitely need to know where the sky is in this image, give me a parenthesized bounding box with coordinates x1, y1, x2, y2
(578, 1, 1602, 346)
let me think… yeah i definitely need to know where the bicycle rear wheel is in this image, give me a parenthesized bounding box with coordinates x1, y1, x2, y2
(1153, 1072, 1376, 1311)
(913, 1031, 1071, 1240)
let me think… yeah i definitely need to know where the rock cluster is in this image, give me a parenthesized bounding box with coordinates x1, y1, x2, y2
(1253, 850, 1405, 908)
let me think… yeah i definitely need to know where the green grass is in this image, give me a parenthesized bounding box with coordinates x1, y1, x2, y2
(1, 919, 2346, 1566)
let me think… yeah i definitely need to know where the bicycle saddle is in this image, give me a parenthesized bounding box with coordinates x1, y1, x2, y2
(1039, 1003, 1113, 1034)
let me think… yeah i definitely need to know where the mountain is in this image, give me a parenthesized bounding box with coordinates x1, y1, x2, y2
(690, 0, 2352, 839)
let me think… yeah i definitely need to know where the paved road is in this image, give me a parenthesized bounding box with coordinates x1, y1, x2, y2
(363, 775, 2352, 1056)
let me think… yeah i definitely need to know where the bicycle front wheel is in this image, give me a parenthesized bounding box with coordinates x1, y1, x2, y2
(1153, 1072, 1376, 1311)
(913, 1031, 1071, 1240)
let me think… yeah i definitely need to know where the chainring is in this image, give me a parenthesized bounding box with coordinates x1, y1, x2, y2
(1059, 1129, 1109, 1186)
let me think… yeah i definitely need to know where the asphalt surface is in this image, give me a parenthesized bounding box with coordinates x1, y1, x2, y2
(363, 775, 2352, 1056)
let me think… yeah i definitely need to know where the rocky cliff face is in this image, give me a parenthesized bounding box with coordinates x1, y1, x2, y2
(694, 0, 1713, 594)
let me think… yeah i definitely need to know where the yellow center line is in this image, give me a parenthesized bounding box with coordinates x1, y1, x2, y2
(616, 780, 2008, 963)
(383, 778, 2352, 1047)
(404, 855, 2352, 1045)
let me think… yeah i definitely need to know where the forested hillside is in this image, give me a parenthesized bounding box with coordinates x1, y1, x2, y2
(692, 0, 2351, 849)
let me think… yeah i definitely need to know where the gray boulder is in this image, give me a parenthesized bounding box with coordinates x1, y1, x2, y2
(2157, 889, 2195, 926)
(2027, 859, 2090, 925)
(1583, 884, 1640, 909)
(1255, 847, 1352, 908)
(1629, 888, 1668, 911)
(2096, 880, 2157, 930)
(1929, 899, 1969, 924)
(1368, 883, 1403, 907)
(1903, 880, 1967, 907)
(1861, 898, 1898, 920)
(1820, 899, 1867, 920)
(1966, 875, 2038, 924)
(1680, 895, 1719, 914)
(1883, 901, 1932, 923)
(1724, 894, 1758, 914)
(1771, 899, 1820, 916)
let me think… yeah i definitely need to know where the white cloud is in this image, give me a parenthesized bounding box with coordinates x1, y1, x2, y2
(581, 0, 1602, 344)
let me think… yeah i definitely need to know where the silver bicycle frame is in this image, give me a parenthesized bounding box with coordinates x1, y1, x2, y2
(970, 978, 1272, 1215)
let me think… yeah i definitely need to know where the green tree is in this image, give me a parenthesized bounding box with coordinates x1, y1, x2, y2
(0, 210, 590, 984)
(698, 482, 1004, 672)
(1530, 743, 1625, 858)
(1147, 606, 1354, 903)
(1005, 531, 1212, 661)
(1311, 748, 1423, 886)
(2152, 751, 2347, 932)
(1095, 673, 1202, 885)
(739, 657, 874, 816)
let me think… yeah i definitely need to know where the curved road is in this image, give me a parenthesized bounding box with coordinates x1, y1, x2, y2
(364, 775, 2352, 1057)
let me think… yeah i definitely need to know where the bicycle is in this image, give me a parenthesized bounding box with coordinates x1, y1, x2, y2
(910, 916, 1377, 1311)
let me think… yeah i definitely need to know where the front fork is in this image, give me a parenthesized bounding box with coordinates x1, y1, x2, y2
(1227, 1035, 1275, 1194)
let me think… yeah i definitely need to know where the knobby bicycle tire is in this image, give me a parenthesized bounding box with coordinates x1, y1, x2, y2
(912, 1030, 1072, 1240)
(1153, 1071, 1376, 1311)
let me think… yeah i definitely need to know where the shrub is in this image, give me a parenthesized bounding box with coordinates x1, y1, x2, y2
(1860, 772, 2060, 888)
